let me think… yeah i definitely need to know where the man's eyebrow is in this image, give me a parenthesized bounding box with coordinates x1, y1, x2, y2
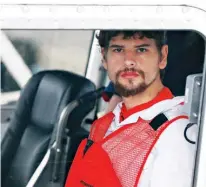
(109, 44, 151, 48)
(135, 44, 151, 48)
(109, 44, 124, 48)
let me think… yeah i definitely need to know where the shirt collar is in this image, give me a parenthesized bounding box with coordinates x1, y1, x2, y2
(119, 87, 173, 122)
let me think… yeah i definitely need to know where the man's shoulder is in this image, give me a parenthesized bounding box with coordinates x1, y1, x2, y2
(160, 102, 197, 147)
(138, 96, 186, 121)
(92, 112, 115, 126)
(163, 96, 187, 120)
(156, 115, 197, 151)
(89, 112, 115, 141)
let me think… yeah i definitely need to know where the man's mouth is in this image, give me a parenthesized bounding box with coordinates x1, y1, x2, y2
(120, 71, 139, 78)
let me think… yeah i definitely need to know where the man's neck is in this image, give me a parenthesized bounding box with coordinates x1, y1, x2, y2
(122, 82, 164, 110)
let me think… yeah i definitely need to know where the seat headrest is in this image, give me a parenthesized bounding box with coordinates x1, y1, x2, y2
(17, 70, 96, 132)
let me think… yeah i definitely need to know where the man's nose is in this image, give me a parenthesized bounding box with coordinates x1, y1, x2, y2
(124, 51, 136, 67)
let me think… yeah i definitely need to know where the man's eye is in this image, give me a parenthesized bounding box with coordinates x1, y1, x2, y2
(113, 48, 123, 53)
(137, 48, 147, 53)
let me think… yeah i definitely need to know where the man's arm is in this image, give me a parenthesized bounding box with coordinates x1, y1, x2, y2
(139, 118, 197, 187)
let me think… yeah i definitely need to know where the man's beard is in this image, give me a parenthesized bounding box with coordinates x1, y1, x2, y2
(114, 68, 152, 97)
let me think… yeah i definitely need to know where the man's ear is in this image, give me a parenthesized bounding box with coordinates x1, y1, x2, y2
(101, 48, 108, 70)
(159, 45, 168, 70)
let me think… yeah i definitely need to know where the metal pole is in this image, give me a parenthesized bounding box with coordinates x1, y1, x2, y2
(193, 44, 206, 187)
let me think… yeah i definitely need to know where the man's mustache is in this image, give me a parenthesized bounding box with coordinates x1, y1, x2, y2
(116, 68, 145, 78)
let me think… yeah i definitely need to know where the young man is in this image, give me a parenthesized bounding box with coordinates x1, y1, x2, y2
(65, 30, 197, 187)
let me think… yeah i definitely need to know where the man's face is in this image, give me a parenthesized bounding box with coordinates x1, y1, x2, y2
(102, 33, 168, 97)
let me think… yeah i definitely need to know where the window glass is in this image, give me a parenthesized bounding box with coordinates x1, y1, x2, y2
(1, 30, 93, 93)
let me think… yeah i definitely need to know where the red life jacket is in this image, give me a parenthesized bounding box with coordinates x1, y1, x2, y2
(65, 112, 187, 187)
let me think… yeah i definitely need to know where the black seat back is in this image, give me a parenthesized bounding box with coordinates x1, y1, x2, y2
(1, 70, 96, 187)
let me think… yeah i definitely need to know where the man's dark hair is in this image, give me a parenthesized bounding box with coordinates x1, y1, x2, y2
(96, 30, 167, 80)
